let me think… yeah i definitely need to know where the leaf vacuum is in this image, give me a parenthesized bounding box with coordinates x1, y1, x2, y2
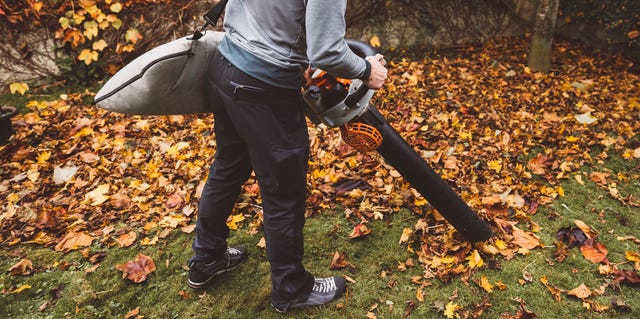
(303, 40, 493, 243)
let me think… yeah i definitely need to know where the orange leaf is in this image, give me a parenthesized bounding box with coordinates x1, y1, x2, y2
(511, 226, 542, 250)
(115, 253, 156, 283)
(348, 223, 371, 239)
(580, 238, 608, 263)
(117, 231, 137, 247)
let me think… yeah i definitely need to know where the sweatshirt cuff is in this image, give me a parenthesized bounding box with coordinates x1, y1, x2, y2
(359, 59, 371, 81)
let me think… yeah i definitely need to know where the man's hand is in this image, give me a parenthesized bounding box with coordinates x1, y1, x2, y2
(364, 54, 388, 89)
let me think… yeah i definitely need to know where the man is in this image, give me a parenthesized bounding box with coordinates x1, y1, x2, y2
(187, 0, 387, 313)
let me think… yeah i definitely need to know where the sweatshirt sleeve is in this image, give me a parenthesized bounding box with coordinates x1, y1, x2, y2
(305, 0, 368, 80)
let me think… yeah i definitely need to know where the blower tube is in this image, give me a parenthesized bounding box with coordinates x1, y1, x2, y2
(345, 40, 493, 243)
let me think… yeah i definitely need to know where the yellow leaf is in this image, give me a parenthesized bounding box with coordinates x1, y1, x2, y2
(11, 284, 32, 294)
(628, 30, 640, 39)
(59, 17, 70, 29)
(37, 151, 51, 164)
(92, 39, 108, 51)
(110, 3, 123, 13)
(9, 82, 29, 95)
(414, 196, 427, 206)
(369, 36, 381, 48)
(444, 301, 461, 318)
(79, 0, 96, 10)
(83, 20, 99, 40)
(226, 214, 245, 230)
(77, 49, 99, 65)
(466, 249, 484, 268)
(416, 286, 424, 302)
(399, 228, 413, 244)
(487, 160, 502, 173)
(110, 16, 122, 29)
(625, 251, 640, 263)
(125, 28, 143, 44)
(32, 2, 43, 12)
(85, 184, 110, 206)
(478, 275, 494, 293)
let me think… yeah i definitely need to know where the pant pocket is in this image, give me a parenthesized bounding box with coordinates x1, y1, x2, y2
(270, 144, 309, 194)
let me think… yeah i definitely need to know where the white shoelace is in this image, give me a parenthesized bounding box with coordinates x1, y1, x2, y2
(312, 277, 337, 293)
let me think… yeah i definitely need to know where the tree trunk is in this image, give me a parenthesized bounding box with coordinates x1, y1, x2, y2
(527, 0, 559, 72)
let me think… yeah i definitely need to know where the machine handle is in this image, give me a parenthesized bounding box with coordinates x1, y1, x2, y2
(343, 39, 378, 108)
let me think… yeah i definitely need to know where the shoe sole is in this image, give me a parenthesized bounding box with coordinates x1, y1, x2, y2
(187, 261, 243, 289)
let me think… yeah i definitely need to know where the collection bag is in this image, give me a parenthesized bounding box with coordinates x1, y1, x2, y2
(94, 0, 228, 115)
(94, 31, 223, 115)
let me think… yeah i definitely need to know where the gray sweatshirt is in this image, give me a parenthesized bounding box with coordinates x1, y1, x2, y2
(218, 0, 369, 89)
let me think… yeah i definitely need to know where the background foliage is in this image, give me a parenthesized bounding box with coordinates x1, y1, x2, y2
(0, 0, 208, 84)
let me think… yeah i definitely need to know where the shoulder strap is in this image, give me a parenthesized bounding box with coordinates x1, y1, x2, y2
(191, 0, 229, 40)
(204, 0, 229, 26)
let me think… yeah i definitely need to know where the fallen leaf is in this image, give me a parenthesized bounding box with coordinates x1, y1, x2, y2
(53, 165, 78, 185)
(226, 214, 245, 230)
(580, 238, 608, 263)
(477, 275, 493, 293)
(512, 227, 542, 250)
(369, 36, 381, 48)
(117, 231, 137, 247)
(115, 253, 156, 283)
(466, 250, 484, 268)
(399, 228, 413, 244)
(11, 284, 32, 294)
(124, 307, 140, 319)
(348, 223, 371, 239)
(575, 112, 597, 124)
(444, 301, 462, 318)
(9, 259, 33, 276)
(54, 231, 94, 252)
(85, 184, 111, 206)
(330, 250, 355, 270)
(567, 283, 592, 299)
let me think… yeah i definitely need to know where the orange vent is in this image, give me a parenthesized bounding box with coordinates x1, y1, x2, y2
(340, 122, 383, 152)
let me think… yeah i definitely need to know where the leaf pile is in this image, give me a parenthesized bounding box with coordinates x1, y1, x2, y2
(1, 36, 639, 315)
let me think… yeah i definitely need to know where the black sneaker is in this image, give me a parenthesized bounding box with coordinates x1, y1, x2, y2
(187, 246, 247, 289)
(271, 276, 347, 313)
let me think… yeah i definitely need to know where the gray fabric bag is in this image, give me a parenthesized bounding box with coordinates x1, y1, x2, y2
(94, 31, 224, 115)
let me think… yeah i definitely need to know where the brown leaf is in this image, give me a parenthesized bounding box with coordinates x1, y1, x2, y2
(9, 259, 33, 276)
(589, 172, 609, 186)
(527, 154, 549, 175)
(330, 250, 356, 270)
(567, 283, 592, 299)
(115, 253, 156, 283)
(166, 193, 184, 209)
(54, 231, 94, 252)
(540, 275, 563, 302)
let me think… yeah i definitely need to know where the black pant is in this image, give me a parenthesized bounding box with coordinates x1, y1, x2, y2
(191, 51, 314, 306)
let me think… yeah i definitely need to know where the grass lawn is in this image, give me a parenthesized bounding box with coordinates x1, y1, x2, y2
(1, 155, 638, 318)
